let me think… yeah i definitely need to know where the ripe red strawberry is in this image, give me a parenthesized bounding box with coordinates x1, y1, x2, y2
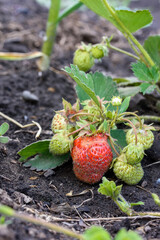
(71, 133, 113, 184)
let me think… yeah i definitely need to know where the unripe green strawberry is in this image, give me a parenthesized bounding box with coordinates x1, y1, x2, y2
(126, 128, 154, 150)
(83, 105, 101, 122)
(73, 49, 94, 72)
(71, 133, 113, 184)
(113, 154, 144, 185)
(91, 44, 107, 59)
(123, 142, 144, 165)
(51, 113, 67, 133)
(49, 131, 72, 155)
(82, 99, 105, 122)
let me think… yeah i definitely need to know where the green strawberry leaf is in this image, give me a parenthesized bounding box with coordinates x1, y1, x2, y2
(140, 82, 156, 95)
(110, 129, 127, 158)
(92, 72, 118, 101)
(115, 9, 153, 33)
(118, 86, 140, 98)
(114, 76, 140, 86)
(131, 61, 159, 83)
(64, 65, 100, 107)
(18, 140, 70, 171)
(144, 35, 160, 68)
(130, 201, 144, 207)
(98, 177, 122, 200)
(64, 65, 118, 112)
(119, 96, 131, 113)
(0, 122, 9, 136)
(114, 228, 143, 240)
(83, 226, 112, 240)
(24, 152, 70, 171)
(80, 0, 152, 33)
(74, 70, 118, 103)
(18, 140, 51, 161)
(0, 136, 9, 144)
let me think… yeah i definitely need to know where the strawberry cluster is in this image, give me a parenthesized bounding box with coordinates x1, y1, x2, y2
(49, 97, 154, 185)
(73, 42, 108, 72)
(113, 124, 154, 185)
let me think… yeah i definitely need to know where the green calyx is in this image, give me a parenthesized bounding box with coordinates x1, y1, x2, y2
(123, 142, 144, 165)
(73, 49, 94, 72)
(113, 154, 144, 185)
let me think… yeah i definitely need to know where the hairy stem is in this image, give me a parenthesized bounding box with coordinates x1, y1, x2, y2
(118, 115, 160, 123)
(118, 112, 143, 128)
(68, 120, 99, 136)
(108, 126, 120, 156)
(107, 43, 140, 60)
(121, 118, 137, 144)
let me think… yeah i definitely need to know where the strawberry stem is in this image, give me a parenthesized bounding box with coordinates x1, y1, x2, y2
(106, 41, 140, 61)
(118, 112, 143, 129)
(108, 126, 120, 157)
(68, 120, 99, 137)
(121, 118, 138, 145)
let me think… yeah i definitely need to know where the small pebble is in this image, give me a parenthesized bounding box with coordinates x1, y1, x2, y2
(22, 90, 39, 103)
(44, 169, 55, 178)
(24, 115, 28, 121)
(156, 178, 160, 185)
(77, 205, 90, 213)
(16, 7, 29, 15)
(144, 226, 151, 233)
(141, 180, 148, 188)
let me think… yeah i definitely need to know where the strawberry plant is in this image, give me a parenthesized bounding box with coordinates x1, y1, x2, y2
(18, 65, 155, 185)
(71, 0, 160, 104)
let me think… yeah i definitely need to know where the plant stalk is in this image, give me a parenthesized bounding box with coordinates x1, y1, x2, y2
(121, 118, 138, 144)
(114, 195, 134, 216)
(37, 0, 61, 71)
(118, 112, 143, 128)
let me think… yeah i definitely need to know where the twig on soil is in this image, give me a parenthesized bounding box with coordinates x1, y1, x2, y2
(136, 185, 150, 194)
(20, 206, 160, 222)
(0, 174, 11, 181)
(0, 112, 42, 139)
(73, 206, 90, 226)
(74, 189, 94, 209)
(143, 161, 160, 168)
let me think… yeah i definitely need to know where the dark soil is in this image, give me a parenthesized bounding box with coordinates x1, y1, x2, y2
(0, 0, 160, 239)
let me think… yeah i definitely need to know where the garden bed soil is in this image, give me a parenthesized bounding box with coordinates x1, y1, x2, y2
(0, 0, 160, 239)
